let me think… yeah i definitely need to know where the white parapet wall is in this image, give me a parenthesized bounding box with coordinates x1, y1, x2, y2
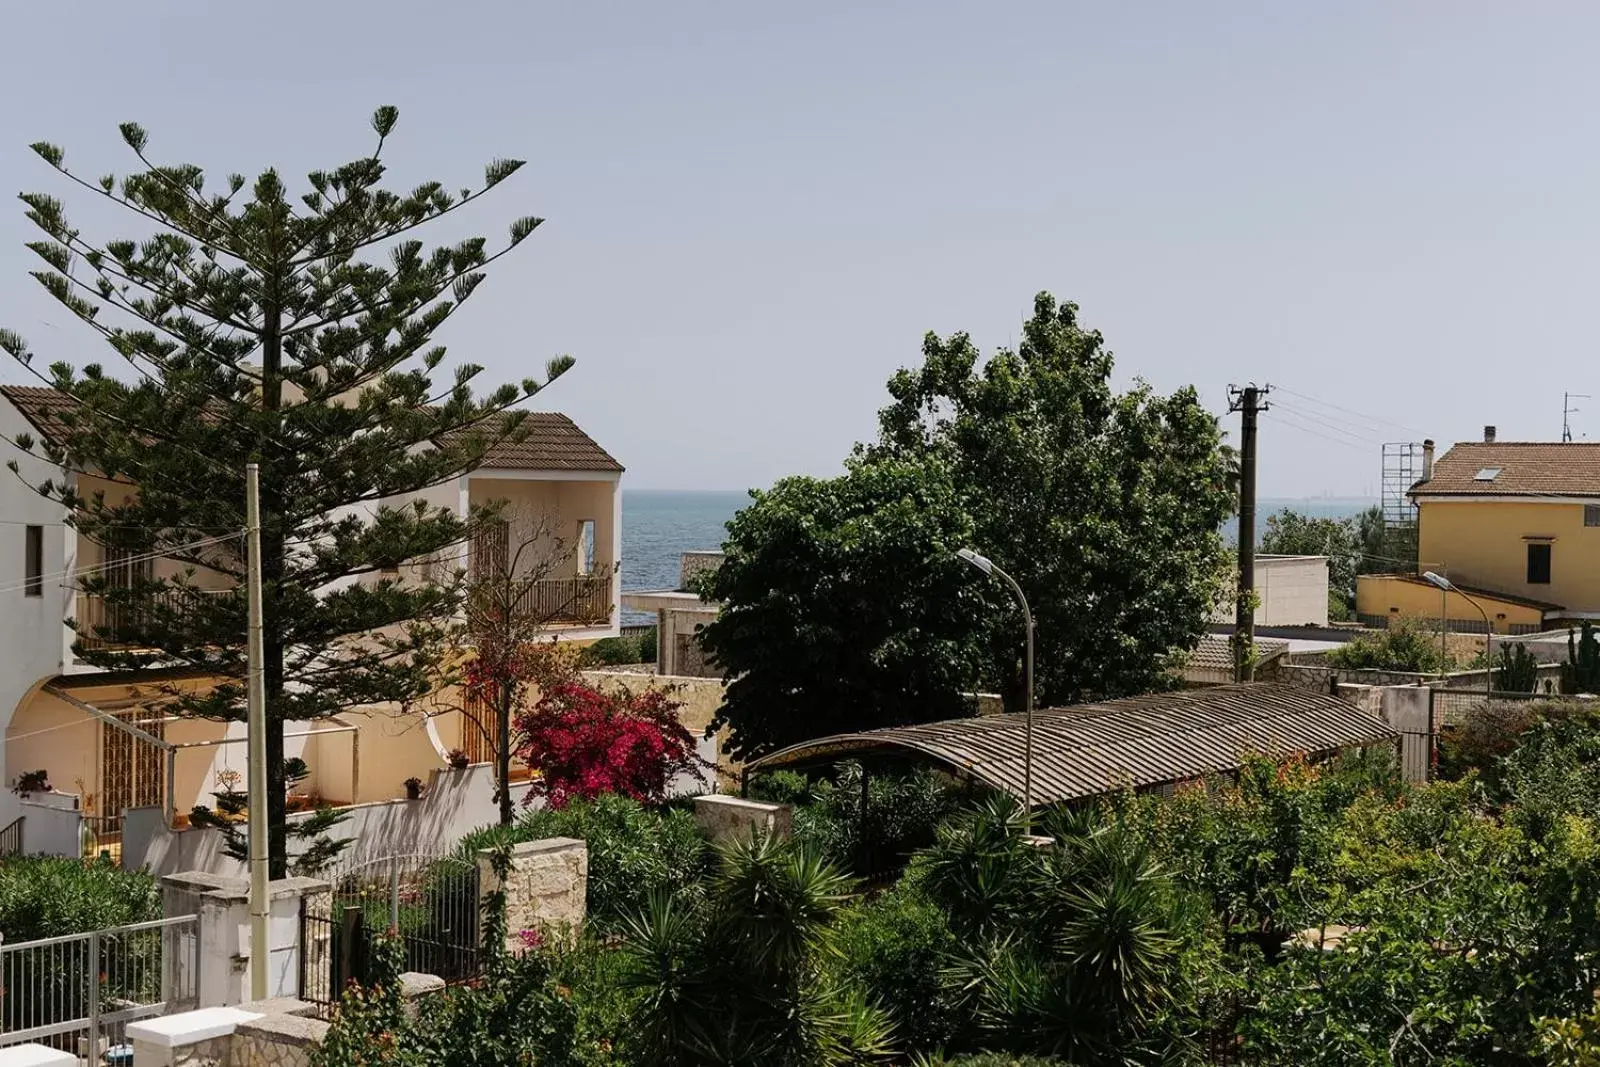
(0, 1045, 77, 1067)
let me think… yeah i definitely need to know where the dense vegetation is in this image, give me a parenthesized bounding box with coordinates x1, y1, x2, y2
(0, 855, 160, 940)
(321, 700, 1600, 1064)
(699, 293, 1235, 760)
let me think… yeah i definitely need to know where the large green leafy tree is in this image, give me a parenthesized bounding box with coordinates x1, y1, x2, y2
(700, 458, 988, 760)
(703, 294, 1232, 757)
(870, 293, 1233, 708)
(0, 108, 571, 876)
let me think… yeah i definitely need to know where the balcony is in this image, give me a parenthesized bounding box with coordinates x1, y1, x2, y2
(508, 576, 614, 626)
(74, 589, 235, 652)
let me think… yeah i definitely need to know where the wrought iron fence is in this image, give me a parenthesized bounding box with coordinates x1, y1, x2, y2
(301, 853, 481, 1017)
(0, 913, 199, 1058)
(0, 816, 21, 858)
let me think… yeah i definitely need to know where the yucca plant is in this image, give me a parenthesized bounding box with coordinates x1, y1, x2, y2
(616, 829, 895, 1066)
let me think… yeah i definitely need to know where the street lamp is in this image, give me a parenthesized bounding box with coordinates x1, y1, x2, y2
(958, 548, 1035, 831)
(1422, 571, 1492, 696)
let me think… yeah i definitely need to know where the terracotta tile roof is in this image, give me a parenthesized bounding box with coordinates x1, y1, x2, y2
(0, 384, 77, 442)
(0, 385, 622, 474)
(1187, 633, 1289, 671)
(1415, 441, 1600, 498)
(461, 411, 623, 473)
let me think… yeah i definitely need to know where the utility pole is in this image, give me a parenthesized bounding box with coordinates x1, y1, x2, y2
(1229, 384, 1269, 682)
(1564, 392, 1589, 442)
(245, 462, 269, 1001)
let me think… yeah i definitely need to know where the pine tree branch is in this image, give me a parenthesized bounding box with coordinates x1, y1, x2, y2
(285, 178, 513, 268)
(38, 164, 266, 271)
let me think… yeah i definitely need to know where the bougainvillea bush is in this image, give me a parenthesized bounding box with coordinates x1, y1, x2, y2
(514, 671, 708, 808)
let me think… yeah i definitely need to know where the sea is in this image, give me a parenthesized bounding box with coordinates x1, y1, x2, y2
(621, 490, 1374, 624)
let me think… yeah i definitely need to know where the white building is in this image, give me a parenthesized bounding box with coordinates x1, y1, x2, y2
(0, 384, 624, 859)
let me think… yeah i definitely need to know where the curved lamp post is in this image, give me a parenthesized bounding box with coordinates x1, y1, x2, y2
(958, 548, 1035, 831)
(1422, 570, 1492, 697)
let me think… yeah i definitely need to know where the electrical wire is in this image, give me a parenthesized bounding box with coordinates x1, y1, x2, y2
(0, 531, 240, 597)
(1270, 384, 1426, 437)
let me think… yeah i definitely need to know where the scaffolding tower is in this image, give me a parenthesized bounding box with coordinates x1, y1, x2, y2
(1380, 442, 1422, 571)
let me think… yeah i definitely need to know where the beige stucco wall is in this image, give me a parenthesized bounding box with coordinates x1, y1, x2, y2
(1418, 499, 1598, 611)
(6, 684, 97, 798)
(467, 478, 617, 576)
(73, 473, 236, 590)
(1355, 573, 1545, 633)
(303, 706, 446, 805)
(1212, 555, 1329, 627)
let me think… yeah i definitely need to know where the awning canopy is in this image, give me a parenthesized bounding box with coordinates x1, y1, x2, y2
(746, 683, 1397, 807)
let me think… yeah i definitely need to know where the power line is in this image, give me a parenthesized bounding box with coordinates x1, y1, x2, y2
(1271, 401, 1382, 446)
(0, 531, 240, 597)
(1270, 384, 1425, 437)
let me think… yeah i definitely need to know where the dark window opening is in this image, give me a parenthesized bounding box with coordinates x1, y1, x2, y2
(24, 525, 42, 597)
(1528, 542, 1552, 585)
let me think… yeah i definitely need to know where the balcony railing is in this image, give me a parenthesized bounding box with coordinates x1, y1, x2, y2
(74, 589, 234, 651)
(510, 575, 614, 626)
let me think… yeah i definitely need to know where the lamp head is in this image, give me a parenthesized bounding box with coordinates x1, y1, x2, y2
(957, 547, 995, 575)
(1422, 570, 1454, 592)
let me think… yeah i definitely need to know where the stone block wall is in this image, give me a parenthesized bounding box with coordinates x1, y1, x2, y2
(693, 795, 791, 844)
(478, 837, 588, 950)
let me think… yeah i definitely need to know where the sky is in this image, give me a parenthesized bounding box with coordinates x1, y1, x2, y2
(0, 2, 1596, 497)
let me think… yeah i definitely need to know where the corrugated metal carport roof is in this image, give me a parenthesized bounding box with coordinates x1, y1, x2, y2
(747, 683, 1396, 806)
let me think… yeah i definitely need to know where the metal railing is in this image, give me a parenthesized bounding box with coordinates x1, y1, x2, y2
(75, 588, 234, 651)
(0, 817, 21, 858)
(0, 913, 199, 1056)
(302, 853, 481, 1017)
(509, 575, 612, 625)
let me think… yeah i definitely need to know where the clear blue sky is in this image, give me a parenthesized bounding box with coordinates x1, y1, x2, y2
(1, 2, 1595, 497)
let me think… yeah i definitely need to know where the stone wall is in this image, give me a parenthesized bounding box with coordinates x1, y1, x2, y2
(693, 795, 791, 844)
(478, 837, 588, 950)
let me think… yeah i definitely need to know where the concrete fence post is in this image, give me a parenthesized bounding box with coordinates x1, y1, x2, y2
(163, 871, 330, 1007)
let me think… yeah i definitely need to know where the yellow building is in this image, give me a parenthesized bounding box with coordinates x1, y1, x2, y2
(1356, 431, 1598, 633)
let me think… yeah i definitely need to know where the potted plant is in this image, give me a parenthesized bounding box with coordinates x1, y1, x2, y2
(447, 749, 470, 770)
(283, 757, 314, 810)
(404, 776, 425, 800)
(12, 769, 50, 798)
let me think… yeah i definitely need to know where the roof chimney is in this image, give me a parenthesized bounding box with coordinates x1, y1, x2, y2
(1421, 439, 1435, 481)
(1484, 425, 1496, 443)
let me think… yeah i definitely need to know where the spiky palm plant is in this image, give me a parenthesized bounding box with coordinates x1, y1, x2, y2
(617, 830, 895, 1066)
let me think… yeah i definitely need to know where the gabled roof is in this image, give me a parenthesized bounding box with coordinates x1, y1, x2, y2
(1414, 441, 1600, 499)
(0, 385, 622, 474)
(1362, 572, 1564, 612)
(1187, 633, 1289, 672)
(748, 683, 1396, 807)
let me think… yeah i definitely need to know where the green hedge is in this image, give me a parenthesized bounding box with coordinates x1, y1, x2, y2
(0, 855, 160, 941)
(457, 794, 712, 932)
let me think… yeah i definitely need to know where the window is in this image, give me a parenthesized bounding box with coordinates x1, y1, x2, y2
(576, 520, 596, 575)
(1474, 467, 1503, 481)
(1528, 542, 1552, 584)
(23, 525, 42, 597)
(470, 520, 509, 581)
(1587, 505, 1600, 527)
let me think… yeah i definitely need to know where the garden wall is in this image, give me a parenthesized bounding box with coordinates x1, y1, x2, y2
(123, 763, 539, 878)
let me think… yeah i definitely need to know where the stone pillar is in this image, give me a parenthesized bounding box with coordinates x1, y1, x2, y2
(163, 871, 331, 1008)
(478, 838, 587, 951)
(692, 794, 792, 844)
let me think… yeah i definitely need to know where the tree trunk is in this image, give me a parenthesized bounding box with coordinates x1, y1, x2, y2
(261, 292, 288, 879)
(497, 687, 513, 827)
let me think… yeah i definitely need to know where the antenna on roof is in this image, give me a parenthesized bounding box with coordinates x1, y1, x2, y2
(1564, 391, 1589, 442)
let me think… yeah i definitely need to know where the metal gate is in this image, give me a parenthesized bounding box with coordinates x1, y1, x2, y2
(300, 853, 481, 1014)
(0, 913, 199, 1058)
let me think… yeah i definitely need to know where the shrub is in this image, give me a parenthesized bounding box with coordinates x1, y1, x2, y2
(514, 676, 707, 808)
(830, 881, 962, 1052)
(768, 762, 968, 876)
(581, 627, 658, 667)
(458, 794, 714, 933)
(1495, 642, 1540, 693)
(1326, 620, 1449, 673)
(0, 855, 160, 940)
